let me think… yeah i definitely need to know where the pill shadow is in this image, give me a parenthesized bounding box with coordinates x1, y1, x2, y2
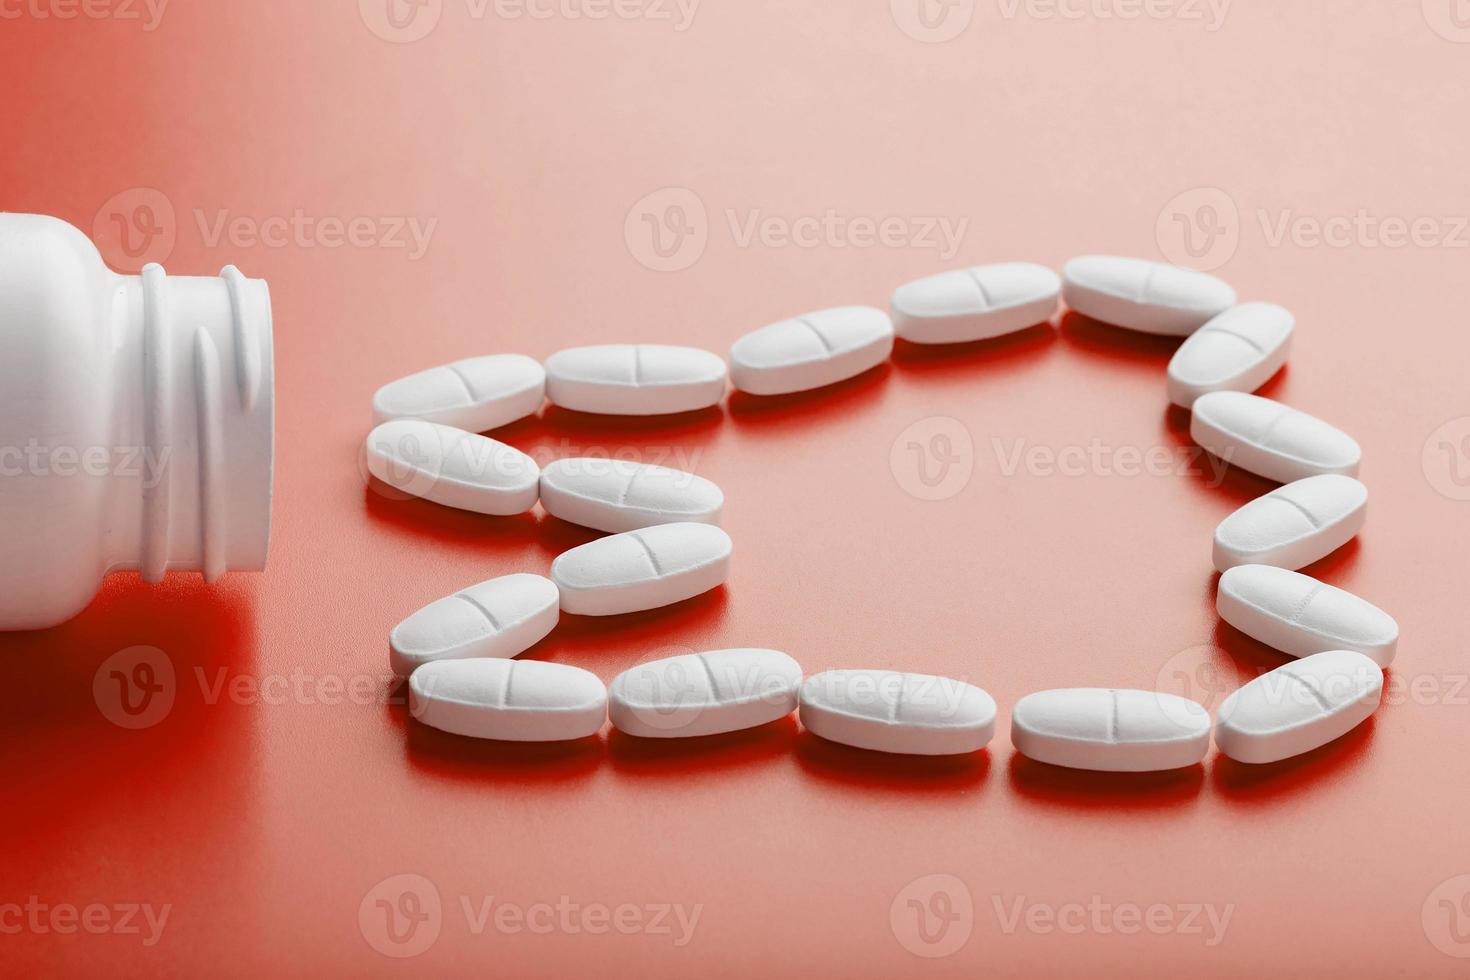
(547, 586, 731, 654)
(1006, 754, 1205, 810)
(1209, 719, 1376, 805)
(399, 708, 605, 784)
(726, 363, 891, 431)
(1297, 536, 1364, 580)
(532, 404, 728, 447)
(889, 323, 1057, 380)
(793, 731, 991, 793)
(606, 717, 799, 779)
(1160, 406, 1278, 507)
(1058, 311, 1183, 369)
(1210, 616, 1292, 680)
(363, 480, 546, 546)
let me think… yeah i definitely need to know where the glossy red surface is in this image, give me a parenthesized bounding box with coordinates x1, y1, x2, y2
(4, 3, 1470, 975)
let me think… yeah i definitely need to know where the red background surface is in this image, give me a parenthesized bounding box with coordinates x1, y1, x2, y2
(4, 2, 1470, 976)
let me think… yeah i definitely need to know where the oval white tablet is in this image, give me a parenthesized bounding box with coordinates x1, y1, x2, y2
(729, 306, 894, 396)
(1217, 565, 1398, 667)
(550, 522, 732, 616)
(891, 262, 1060, 344)
(1062, 256, 1236, 336)
(364, 419, 540, 515)
(1010, 689, 1211, 772)
(1191, 391, 1362, 483)
(544, 344, 726, 416)
(389, 573, 560, 677)
(1166, 303, 1295, 408)
(409, 658, 607, 742)
(798, 670, 996, 755)
(1213, 474, 1367, 572)
(609, 648, 802, 738)
(539, 458, 724, 534)
(372, 354, 545, 431)
(1214, 650, 1382, 764)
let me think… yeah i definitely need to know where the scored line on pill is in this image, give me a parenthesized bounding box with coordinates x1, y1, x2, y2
(1134, 262, 1159, 303)
(1284, 582, 1327, 626)
(454, 591, 503, 631)
(1271, 493, 1324, 530)
(629, 531, 665, 577)
(963, 268, 995, 312)
(1205, 324, 1269, 356)
(443, 363, 483, 402)
(693, 652, 721, 701)
(795, 317, 836, 355)
(1281, 668, 1334, 713)
(1107, 689, 1120, 745)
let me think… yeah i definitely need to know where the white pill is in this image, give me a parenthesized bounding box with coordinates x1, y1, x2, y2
(1011, 689, 1211, 772)
(1191, 391, 1361, 483)
(1217, 565, 1398, 667)
(544, 344, 726, 415)
(891, 262, 1060, 344)
(1062, 255, 1236, 336)
(372, 354, 545, 432)
(729, 306, 894, 396)
(798, 670, 996, 756)
(1166, 303, 1295, 408)
(551, 522, 732, 616)
(364, 419, 540, 515)
(609, 648, 802, 738)
(389, 574, 560, 677)
(1214, 650, 1382, 764)
(539, 458, 723, 534)
(1213, 474, 1367, 572)
(409, 658, 607, 742)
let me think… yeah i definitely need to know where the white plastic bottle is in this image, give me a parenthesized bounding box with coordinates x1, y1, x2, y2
(0, 213, 275, 630)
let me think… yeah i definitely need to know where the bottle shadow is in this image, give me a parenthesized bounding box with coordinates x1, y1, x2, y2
(793, 731, 991, 793)
(0, 575, 262, 868)
(1006, 753, 1205, 811)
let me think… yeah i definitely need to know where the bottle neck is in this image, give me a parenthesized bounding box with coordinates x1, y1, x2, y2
(108, 263, 275, 581)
